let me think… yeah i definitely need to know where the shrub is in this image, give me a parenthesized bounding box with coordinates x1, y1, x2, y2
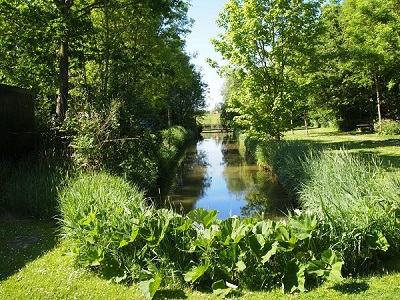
(376, 119, 400, 135)
(59, 172, 344, 298)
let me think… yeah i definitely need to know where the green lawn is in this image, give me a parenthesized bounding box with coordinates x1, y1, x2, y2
(198, 112, 221, 127)
(1, 128, 400, 299)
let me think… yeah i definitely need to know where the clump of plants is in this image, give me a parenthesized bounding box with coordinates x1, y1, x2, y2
(376, 119, 400, 135)
(58, 172, 344, 299)
(299, 150, 400, 273)
(0, 156, 68, 218)
(249, 139, 400, 274)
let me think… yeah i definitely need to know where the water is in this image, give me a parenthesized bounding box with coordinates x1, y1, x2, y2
(166, 133, 292, 219)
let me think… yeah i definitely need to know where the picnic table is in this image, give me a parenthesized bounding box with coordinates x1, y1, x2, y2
(356, 124, 373, 132)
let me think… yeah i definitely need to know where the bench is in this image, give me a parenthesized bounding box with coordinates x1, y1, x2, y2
(356, 124, 373, 132)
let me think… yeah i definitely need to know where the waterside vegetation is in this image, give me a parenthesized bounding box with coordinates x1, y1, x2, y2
(1, 128, 400, 299)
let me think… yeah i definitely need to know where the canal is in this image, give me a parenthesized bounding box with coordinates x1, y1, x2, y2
(166, 133, 293, 219)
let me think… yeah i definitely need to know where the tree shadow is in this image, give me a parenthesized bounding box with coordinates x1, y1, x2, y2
(154, 289, 188, 299)
(0, 215, 57, 282)
(305, 138, 400, 170)
(331, 281, 370, 294)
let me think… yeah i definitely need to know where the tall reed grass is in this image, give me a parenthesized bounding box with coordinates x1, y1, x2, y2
(299, 150, 400, 272)
(0, 157, 68, 219)
(247, 137, 400, 273)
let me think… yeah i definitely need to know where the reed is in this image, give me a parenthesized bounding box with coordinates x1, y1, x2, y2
(299, 150, 400, 273)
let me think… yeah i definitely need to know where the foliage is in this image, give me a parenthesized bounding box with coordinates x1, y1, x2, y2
(59, 172, 344, 299)
(376, 119, 400, 135)
(244, 137, 400, 274)
(299, 150, 400, 273)
(211, 0, 323, 140)
(0, 156, 69, 219)
(0, 0, 206, 155)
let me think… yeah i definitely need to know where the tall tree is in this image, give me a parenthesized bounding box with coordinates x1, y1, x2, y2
(340, 0, 400, 132)
(211, 0, 322, 140)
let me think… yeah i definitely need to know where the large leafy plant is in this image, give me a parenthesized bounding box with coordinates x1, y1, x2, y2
(59, 173, 347, 299)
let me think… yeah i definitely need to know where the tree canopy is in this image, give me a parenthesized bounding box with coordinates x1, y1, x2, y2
(212, 0, 400, 138)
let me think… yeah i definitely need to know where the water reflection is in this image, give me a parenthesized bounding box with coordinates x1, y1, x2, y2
(166, 133, 292, 219)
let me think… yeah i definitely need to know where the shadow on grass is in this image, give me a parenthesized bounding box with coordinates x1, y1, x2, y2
(0, 215, 58, 282)
(331, 281, 370, 294)
(304, 138, 400, 170)
(154, 289, 188, 299)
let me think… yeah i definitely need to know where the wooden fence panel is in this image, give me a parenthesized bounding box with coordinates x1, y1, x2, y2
(0, 84, 35, 156)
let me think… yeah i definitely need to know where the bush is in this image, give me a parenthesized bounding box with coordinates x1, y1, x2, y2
(242, 139, 400, 274)
(59, 172, 344, 298)
(376, 119, 400, 135)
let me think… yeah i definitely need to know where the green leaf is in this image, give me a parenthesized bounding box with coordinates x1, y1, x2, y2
(212, 280, 232, 298)
(139, 273, 162, 300)
(366, 231, 390, 252)
(282, 259, 307, 293)
(175, 219, 193, 232)
(236, 260, 246, 272)
(261, 241, 279, 264)
(188, 208, 219, 228)
(289, 213, 318, 240)
(184, 264, 209, 283)
(321, 249, 344, 282)
(307, 260, 326, 277)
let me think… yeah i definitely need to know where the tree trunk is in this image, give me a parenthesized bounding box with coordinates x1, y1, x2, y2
(374, 74, 382, 134)
(54, 0, 72, 121)
(56, 39, 69, 121)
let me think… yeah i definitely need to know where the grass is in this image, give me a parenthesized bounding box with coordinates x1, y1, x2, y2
(1, 127, 400, 299)
(286, 127, 400, 171)
(198, 112, 221, 128)
(1, 215, 400, 299)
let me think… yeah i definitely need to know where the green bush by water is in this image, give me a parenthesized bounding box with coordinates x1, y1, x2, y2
(299, 150, 400, 273)
(58, 172, 344, 298)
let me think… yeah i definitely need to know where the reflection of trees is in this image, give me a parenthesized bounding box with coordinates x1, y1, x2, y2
(241, 172, 294, 219)
(167, 142, 211, 214)
(221, 134, 258, 196)
(220, 135, 294, 218)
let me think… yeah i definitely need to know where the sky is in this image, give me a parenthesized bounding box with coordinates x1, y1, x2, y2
(185, 0, 228, 110)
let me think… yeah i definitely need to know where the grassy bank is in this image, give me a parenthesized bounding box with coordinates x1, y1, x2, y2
(1, 128, 400, 299)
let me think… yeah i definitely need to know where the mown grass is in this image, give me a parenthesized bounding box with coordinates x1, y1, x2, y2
(1, 127, 400, 299)
(198, 112, 221, 128)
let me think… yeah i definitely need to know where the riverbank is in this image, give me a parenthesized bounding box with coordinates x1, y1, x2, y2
(1, 128, 399, 299)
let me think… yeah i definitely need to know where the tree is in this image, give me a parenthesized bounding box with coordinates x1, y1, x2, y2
(340, 0, 400, 132)
(211, 0, 322, 140)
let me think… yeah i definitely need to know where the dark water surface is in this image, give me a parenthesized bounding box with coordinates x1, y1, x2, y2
(166, 133, 293, 219)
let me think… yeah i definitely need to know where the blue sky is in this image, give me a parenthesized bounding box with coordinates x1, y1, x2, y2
(185, 0, 228, 109)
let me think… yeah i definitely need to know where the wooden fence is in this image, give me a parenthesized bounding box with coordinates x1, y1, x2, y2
(0, 84, 35, 156)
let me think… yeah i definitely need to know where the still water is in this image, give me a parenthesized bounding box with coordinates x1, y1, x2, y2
(166, 133, 292, 219)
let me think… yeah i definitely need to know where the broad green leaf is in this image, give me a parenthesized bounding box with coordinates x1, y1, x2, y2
(188, 208, 219, 228)
(139, 273, 162, 300)
(261, 241, 279, 264)
(307, 260, 326, 277)
(212, 280, 232, 298)
(289, 213, 318, 240)
(184, 264, 209, 283)
(282, 259, 307, 293)
(366, 231, 390, 252)
(321, 249, 344, 282)
(175, 219, 193, 232)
